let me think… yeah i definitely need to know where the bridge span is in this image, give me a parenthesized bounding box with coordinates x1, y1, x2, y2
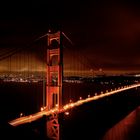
(9, 83, 140, 127)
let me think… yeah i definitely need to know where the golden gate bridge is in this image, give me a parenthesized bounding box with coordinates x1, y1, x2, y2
(0, 30, 140, 140)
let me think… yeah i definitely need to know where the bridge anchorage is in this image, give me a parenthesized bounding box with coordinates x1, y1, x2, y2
(46, 31, 63, 140)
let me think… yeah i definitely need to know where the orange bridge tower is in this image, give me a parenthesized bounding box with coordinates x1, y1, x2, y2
(46, 31, 63, 140)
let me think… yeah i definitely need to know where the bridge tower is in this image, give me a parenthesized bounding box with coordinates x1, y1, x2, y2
(46, 31, 63, 140)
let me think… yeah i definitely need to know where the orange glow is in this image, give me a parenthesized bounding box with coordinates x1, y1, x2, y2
(51, 110, 55, 113)
(63, 104, 69, 110)
(70, 103, 74, 107)
(64, 111, 69, 115)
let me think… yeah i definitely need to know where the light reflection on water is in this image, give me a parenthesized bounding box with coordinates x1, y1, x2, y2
(102, 106, 140, 140)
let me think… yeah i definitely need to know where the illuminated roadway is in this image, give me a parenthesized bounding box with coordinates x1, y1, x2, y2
(9, 83, 140, 126)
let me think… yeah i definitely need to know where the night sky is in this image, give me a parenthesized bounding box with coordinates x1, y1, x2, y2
(0, 0, 140, 75)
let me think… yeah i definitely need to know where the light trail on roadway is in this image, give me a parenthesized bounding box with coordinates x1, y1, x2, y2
(9, 83, 140, 126)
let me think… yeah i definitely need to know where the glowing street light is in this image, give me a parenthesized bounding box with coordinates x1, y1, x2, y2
(20, 113, 23, 117)
(88, 94, 90, 98)
(65, 111, 69, 115)
(40, 107, 44, 111)
(69, 99, 72, 103)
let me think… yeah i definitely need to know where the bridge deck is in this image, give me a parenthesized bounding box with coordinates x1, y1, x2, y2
(9, 83, 140, 126)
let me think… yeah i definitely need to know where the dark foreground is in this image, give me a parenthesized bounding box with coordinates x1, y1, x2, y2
(1, 87, 140, 140)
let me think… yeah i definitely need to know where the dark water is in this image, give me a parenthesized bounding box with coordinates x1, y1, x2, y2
(0, 80, 126, 122)
(102, 106, 140, 140)
(60, 88, 140, 140)
(0, 81, 140, 140)
(0, 81, 43, 122)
